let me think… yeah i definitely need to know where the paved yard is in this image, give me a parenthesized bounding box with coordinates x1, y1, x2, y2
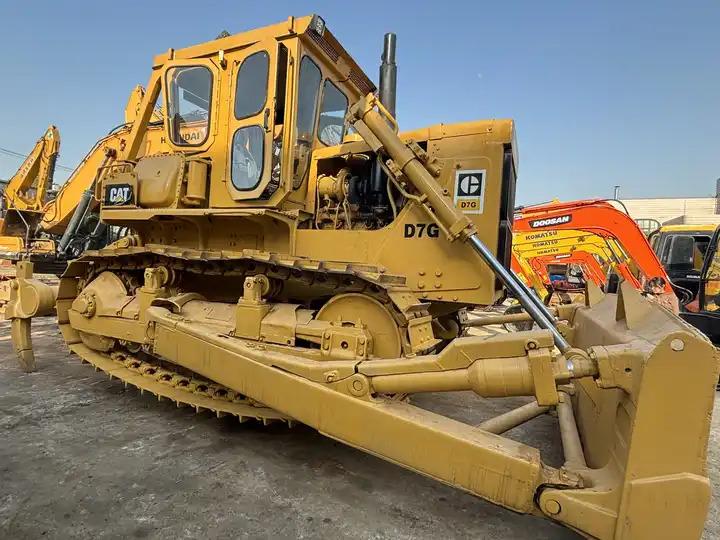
(0, 317, 717, 539)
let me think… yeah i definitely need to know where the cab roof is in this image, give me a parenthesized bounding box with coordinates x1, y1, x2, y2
(152, 15, 374, 96)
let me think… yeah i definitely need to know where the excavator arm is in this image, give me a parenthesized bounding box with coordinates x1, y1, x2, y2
(40, 85, 162, 236)
(514, 199, 674, 294)
(512, 228, 634, 298)
(1, 125, 60, 214)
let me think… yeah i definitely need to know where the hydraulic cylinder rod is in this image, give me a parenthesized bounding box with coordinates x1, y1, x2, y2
(57, 188, 92, 255)
(468, 235, 570, 352)
(58, 152, 113, 256)
(477, 401, 550, 434)
(557, 391, 586, 469)
(369, 355, 597, 399)
(464, 307, 560, 327)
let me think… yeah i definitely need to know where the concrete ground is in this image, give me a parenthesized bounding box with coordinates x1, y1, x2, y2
(0, 317, 718, 539)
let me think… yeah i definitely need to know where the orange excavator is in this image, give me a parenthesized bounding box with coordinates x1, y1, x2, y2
(526, 252, 607, 291)
(512, 199, 679, 310)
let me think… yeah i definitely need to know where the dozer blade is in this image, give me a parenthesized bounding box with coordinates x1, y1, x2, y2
(540, 281, 720, 539)
(49, 280, 704, 540)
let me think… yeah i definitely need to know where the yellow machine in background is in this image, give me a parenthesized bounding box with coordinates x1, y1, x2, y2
(5, 15, 718, 539)
(0, 86, 165, 267)
(513, 228, 620, 299)
(0, 125, 60, 255)
(0, 87, 165, 313)
(649, 223, 718, 300)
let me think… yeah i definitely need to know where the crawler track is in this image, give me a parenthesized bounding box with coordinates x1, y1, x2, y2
(71, 344, 291, 423)
(55, 245, 424, 423)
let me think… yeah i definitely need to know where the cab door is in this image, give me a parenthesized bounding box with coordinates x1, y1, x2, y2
(225, 40, 281, 201)
(162, 58, 219, 153)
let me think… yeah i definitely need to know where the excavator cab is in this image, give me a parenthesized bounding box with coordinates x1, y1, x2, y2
(649, 224, 716, 301)
(681, 225, 720, 343)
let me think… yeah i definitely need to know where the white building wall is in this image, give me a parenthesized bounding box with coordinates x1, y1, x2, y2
(620, 197, 720, 226)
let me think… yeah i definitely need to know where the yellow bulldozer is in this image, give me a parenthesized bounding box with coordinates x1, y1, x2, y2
(4, 15, 718, 539)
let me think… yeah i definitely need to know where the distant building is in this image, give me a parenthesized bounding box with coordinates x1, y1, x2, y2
(619, 179, 720, 234)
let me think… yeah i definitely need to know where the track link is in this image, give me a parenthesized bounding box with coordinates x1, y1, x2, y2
(71, 344, 291, 424)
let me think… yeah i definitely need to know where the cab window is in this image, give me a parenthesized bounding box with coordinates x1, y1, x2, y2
(703, 240, 720, 311)
(659, 236, 672, 264)
(231, 125, 264, 190)
(292, 57, 322, 187)
(318, 81, 348, 146)
(166, 66, 212, 146)
(235, 51, 269, 119)
(296, 57, 322, 141)
(666, 235, 695, 271)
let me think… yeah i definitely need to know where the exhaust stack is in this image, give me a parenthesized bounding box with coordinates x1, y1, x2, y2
(371, 33, 398, 211)
(379, 33, 397, 117)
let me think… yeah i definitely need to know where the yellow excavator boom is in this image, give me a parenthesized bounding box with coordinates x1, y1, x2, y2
(1, 125, 60, 214)
(40, 85, 163, 236)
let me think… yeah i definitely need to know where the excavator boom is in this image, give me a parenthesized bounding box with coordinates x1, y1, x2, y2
(0, 86, 167, 269)
(1, 125, 60, 214)
(513, 199, 677, 306)
(0, 126, 61, 263)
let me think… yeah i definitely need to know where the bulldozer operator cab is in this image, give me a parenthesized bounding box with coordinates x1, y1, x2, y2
(101, 16, 373, 212)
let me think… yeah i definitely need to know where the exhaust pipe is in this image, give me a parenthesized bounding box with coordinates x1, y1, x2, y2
(379, 33, 397, 117)
(371, 33, 398, 210)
